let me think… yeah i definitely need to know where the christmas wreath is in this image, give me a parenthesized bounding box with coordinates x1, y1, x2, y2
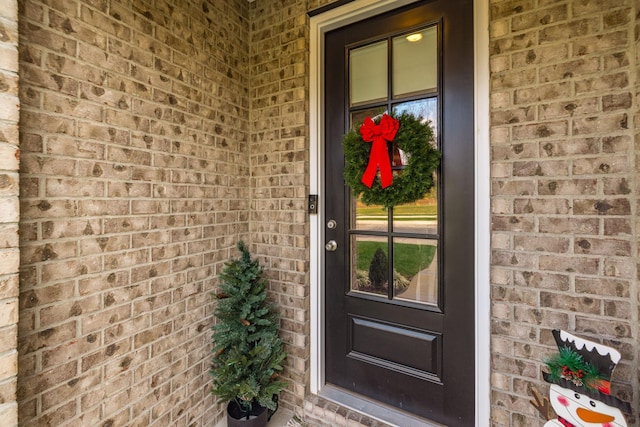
(343, 112, 440, 208)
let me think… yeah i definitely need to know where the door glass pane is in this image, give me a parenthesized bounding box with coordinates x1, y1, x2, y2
(392, 26, 437, 98)
(352, 195, 387, 231)
(350, 107, 387, 128)
(347, 27, 441, 308)
(393, 238, 438, 305)
(350, 235, 388, 297)
(393, 186, 438, 234)
(350, 41, 388, 107)
(393, 97, 438, 137)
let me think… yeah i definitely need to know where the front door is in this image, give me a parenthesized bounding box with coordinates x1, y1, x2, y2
(324, 1, 474, 425)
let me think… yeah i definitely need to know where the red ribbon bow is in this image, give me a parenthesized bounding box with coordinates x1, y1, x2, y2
(359, 114, 399, 189)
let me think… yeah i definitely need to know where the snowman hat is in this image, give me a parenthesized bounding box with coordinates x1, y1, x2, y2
(544, 329, 631, 414)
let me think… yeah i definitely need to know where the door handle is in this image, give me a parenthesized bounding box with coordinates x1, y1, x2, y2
(325, 240, 338, 251)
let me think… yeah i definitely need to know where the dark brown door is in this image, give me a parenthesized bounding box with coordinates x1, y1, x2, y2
(324, 1, 474, 425)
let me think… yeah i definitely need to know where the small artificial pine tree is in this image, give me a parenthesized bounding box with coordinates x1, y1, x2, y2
(368, 247, 388, 291)
(210, 241, 287, 417)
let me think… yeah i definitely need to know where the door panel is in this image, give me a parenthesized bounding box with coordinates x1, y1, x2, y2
(349, 316, 442, 379)
(324, 0, 474, 424)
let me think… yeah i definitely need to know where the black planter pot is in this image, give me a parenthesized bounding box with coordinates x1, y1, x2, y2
(226, 400, 268, 427)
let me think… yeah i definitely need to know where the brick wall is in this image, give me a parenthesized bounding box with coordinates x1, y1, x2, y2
(17, 0, 250, 425)
(0, 0, 20, 425)
(489, 0, 638, 425)
(248, 0, 310, 412)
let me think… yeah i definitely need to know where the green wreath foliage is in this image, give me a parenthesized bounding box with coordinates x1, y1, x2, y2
(343, 112, 440, 208)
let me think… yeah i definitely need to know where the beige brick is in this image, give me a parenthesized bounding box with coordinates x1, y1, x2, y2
(573, 31, 628, 56)
(575, 316, 631, 338)
(491, 179, 536, 196)
(540, 291, 601, 313)
(0, 323, 16, 354)
(513, 306, 569, 327)
(0, 402, 17, 427)
(492, 249, 537, 268)
(538, 17, 600, 43)
(606, 171, 635, 205)
(606, 135, 633, 156)
(544, 101, 600, 124)
(491, 68, 537, 90)
(572, 0, 629, 17)
(602, 92, 632, 111)
(603, 257, 635, 279)
(491, 0, 536, 21)
(513, 270, 570, 290)
(573, 198, 631, 215)
(537, 179, 597, 196)
(0, 224, 18, 251)
(539, 254, 599, 274)
(0, 198, 18, 223)
(0, 298, 18, 328)
(512, 121, 569, 141)
(539, 58, 601, 83)
(514, 82, 570, 104)
(604, 300, 631, 318)
(540, 138, 599, 157)
(512, 44, 569, 68)
(511, 4, 567, 32)
(492, 141, 537, 159)
(575, 72, 629, 95)
(603, 218, 631, 236)
(0, 250, 18, 276)
(513, 235, 570, 253)
(491, 353, 537, 377)
(0, 348, 17, 384)
(0, 143, 18, 171)
(574, 237, 631, 256)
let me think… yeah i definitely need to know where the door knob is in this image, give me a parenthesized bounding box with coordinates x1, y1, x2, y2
(325, 240, 338, 251)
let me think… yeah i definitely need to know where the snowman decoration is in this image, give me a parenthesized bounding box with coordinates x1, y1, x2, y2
(532, 329, 631, 427)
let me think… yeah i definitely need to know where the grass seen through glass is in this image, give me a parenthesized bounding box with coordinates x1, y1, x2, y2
(356, 241, 436, 278)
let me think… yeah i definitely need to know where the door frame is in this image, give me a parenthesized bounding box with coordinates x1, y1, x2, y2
(308, 0, 490, 424)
